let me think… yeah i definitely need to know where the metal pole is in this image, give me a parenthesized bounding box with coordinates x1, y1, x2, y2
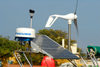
(93, 55, 99, 67)
(23, 52, 33, 67)
(30, 12, 33, 65)
(29, 13, 33, 66)
(29, 9, 35, 28)
(30, 18, 33, 28)
(68, 20, 72, 51)
(29, 41, 33, 66)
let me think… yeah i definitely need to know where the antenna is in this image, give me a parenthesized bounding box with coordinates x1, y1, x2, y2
(15, 9, 36, 67)
(29, 9, 35, 28)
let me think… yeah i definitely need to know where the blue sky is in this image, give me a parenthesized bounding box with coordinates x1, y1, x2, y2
(0, 0, 100, 52)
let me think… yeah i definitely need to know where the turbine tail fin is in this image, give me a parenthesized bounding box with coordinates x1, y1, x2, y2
(45, 16, 57, 27)
(45, 16, 53, 27)
(49, 17, 58, 27)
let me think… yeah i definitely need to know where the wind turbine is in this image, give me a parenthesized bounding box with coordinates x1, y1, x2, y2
(45, 0, 78, 51)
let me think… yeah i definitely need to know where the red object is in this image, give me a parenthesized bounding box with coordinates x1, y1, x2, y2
(41, 56, 55, 67)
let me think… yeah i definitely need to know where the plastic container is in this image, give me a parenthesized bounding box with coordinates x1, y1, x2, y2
(41, 56, 55, 67)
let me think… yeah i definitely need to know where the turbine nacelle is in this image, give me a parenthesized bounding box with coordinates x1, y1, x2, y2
(45, 13, 77, 27)
(52, 13, 77, 20)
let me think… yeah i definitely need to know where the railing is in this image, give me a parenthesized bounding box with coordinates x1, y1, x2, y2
(14, 51, 33, 67)
(87, 48, 99, 67)
(14, 51, 23, 67)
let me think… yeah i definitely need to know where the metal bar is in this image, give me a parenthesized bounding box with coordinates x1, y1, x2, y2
(75, 54, 88, 67)
(87, 49, 96, 67)
(80, 55, 88, 67)
(14, 52, 23, 67)
(92, 54, 99, 67)
(68, 59, 77, 67)
(23, 52, 33, 67)
(15, 50, 34, 53)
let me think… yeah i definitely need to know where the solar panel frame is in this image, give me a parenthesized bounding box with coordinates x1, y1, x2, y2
(32, 35, 79, 59)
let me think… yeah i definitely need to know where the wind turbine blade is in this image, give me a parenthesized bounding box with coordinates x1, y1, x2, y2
(74, 19, 78, 33)
(45, 16, 54, 27)
(73, 0, 78, 35)
(74, 0, 78, 14)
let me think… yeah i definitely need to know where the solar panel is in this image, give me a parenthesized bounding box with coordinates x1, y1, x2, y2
(31, 35, 79, 59)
